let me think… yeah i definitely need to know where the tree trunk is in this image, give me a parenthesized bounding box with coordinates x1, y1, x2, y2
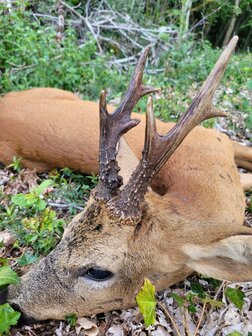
(179, 0, 192, 44)
(222, 0, 240, 47)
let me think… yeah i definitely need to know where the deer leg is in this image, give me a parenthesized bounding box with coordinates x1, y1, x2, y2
(239, 173, 252, 191)
(233, 141, 252, 171)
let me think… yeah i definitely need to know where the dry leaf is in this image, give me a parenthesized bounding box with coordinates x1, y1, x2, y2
(106, 324, 124, 336)
(0, 230, 16, 246)
(75, 317, 99, 336)
(19, 169, 38, 189)
(151, 326, 171, 336)
(4, 169, 38, 195)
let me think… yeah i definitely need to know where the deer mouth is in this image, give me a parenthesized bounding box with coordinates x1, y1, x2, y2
(0, 286, 8, 304)
(0, 286, 42, 325)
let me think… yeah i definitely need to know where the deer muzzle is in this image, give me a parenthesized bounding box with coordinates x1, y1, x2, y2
(5, 253, 74, 321)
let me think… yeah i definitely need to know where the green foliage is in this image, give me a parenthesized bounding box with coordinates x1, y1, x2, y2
(0, 266, 21, 333)
(49, 168, 98, 215)
(0, 303, 21, 335)
(0, 266, 20, 288)
(7, 157, 22, 173)
(1, 180, 65, 254)
(65, 313, 77, 327)
(0, 1, 250, 128)
(227, 332, 243, 336)
(248, 196, 252, 213)
(136, 278, 156, 327)
(17, 252, 38, 266)
(171, 280, 223, 312)
(201, 296, 223, 308)
(171, 293, 184, 307)
(0, 1, 125, 99)
(11, 180, 53, 211)
(225, 287, 245, 310)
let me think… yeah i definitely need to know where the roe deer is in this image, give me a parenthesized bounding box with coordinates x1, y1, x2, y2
(0, 36, 252, 322)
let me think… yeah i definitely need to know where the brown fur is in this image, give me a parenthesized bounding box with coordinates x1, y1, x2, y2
(1, 88, 252, 320)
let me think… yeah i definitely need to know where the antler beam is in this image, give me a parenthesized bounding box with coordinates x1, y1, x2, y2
(95, 46, 159, 201)
(113, 36, 238, 217)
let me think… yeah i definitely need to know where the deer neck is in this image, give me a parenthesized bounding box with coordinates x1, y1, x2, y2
(130, 191, 192, 289)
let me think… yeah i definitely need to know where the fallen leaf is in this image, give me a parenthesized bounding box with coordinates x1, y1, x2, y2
(75, 317, 99, 336)
(106, 324, 124, 336)
(225, 287, 245, 310)
(0, 265, 20, 287)
(0, 231, 16, 246)
(136, 278, 156, 327)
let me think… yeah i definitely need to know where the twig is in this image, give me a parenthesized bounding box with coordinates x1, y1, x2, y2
(59, 0, 103, 53)
(193, 301, 206, 336)
(32, 13, 58, 22)
(48, 202, 84, 211)
(157, 301, 181, 336)
(105, 16, 144, 49)
(189, 7, 221, 33)
(208, 281, 225, 316)
(183, 307, 191, 336)
(92, 23, 176, 34)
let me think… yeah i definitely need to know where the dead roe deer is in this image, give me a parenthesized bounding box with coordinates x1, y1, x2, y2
(0, 36, 252, 321)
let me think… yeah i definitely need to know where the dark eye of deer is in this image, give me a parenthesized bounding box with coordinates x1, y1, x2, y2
(84, 267, 113, 281)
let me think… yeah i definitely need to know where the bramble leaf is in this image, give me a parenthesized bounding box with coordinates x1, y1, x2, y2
(201, 296, 223, 308)
(227, 331, 243, 336)
(136, 278, 156, 327)
(225, 287, 245, 310)
(17, 253, 38, 266)
(65, 313, 77, 326)
(0, 303, 21, 334)
(171, 293, 184, 307)
(34, 179, 53, 196)
(0, 266, 20, 287)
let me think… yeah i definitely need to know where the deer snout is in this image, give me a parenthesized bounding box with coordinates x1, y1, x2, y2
(0, 286, 41, 325)
(0, 286, 8, 304)
(5, 255, 70, 321)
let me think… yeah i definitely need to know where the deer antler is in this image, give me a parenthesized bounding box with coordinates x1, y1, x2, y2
(111, 36, 238, 218)
(95, 46, 159, 200)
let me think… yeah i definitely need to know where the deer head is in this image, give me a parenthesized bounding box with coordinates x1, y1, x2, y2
(3, 36, 252, 321)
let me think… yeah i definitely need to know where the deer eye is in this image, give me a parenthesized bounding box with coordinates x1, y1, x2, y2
(84, 267, 113, 281)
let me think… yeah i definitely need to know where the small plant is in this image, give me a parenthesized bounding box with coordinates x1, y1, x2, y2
(136, 278, 157, 327)
(11, 179, 53, 212)
(49, 168, 98, 215)
(0, 264, 20, 287)
(0, 264, 21, 334)
(1, 179, 65, 254)
(65, 313, 78, 327)
(136, 278, 226, 329)
(0, 303, 21, 335)
(7, 157, 22, 173)
(225, 287, 245, 310)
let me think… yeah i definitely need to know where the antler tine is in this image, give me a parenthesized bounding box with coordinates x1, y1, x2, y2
(142, 96, 157, 162)
(112, 36, 238, 218)
(95, 46, 159, 201)
(113, 46, 159, 118)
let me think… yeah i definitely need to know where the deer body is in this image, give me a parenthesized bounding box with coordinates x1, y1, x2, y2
(1, 37, 252, 322)
(0, 88, 247, 225)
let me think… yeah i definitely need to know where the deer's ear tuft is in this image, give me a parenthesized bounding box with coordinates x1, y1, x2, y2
(182, 235, 252, 282)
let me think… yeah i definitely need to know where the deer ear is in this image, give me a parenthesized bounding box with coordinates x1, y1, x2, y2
(117, 137, 139, 185)
(182, 235, 252, 282)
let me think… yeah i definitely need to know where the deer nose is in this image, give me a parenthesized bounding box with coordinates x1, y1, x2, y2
(0, 287, 41, 325)
(0, 287, 8, 304)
